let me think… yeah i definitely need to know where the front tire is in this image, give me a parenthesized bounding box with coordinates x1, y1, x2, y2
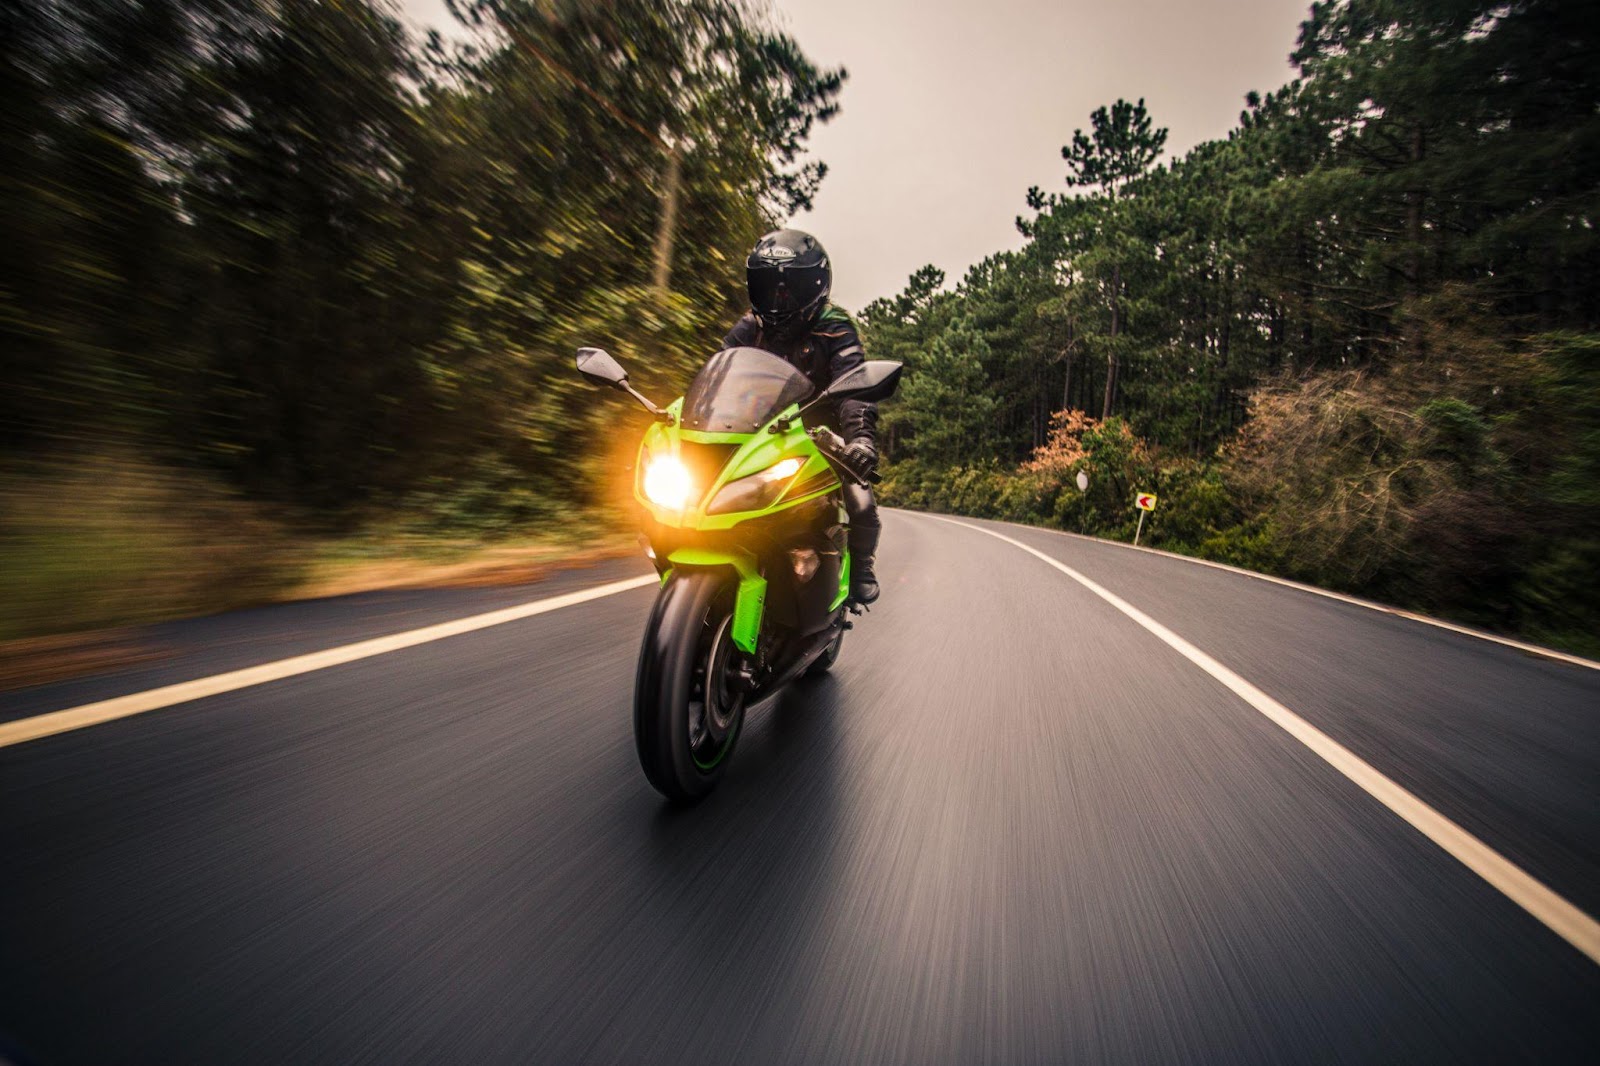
(634, 570, 748, 803)
(806, 624, 845, 675)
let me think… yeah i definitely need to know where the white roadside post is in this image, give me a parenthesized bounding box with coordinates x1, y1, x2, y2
(1133, 491, 1157, 545)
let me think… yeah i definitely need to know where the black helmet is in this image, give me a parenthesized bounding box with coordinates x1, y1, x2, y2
(746, 229, 831, 342)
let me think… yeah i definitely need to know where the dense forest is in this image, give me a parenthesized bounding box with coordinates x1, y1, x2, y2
(2, 0, 1596, 656)
(1, 0, 842, 638)
(866, 0, 1599, 654)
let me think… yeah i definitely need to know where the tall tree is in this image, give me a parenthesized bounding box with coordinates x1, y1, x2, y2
(1057, 98, 1167, 417)
(1, 0, 846, 528)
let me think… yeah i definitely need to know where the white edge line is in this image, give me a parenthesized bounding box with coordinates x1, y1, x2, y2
(901, 510, 1599, 672)
(922, 513, 1600, 967)
(0, 574, 659, 751)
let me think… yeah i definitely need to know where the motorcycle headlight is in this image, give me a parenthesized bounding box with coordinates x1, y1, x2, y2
(707, 457, 803, 515)
(643, 455, 694, 510)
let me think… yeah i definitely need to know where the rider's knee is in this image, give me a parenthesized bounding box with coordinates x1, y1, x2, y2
(843, 484, 879, 526)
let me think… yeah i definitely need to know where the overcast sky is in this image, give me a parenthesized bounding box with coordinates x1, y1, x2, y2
(401, 0, 1311, 310)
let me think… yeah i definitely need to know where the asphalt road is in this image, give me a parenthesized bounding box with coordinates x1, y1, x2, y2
(3, 510, 1597, 1064)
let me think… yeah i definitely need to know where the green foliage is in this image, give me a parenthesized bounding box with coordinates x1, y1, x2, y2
(1059, 97, 1168, 199)
(1506, 332, 1600, 653)
(895, 317, 998, 466)
(5, 0, 1597, 655)
(1, 0, 842, 526)
(1535, 333, 1600, 512)
(1194, 517, 1285, 575)
(1416, 398, 1492, 466)
(875, 0, 1600, 654)
(1516, 540, 1600, 660)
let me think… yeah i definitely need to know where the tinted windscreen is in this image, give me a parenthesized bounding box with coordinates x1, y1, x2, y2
(681, 347, 814, 433)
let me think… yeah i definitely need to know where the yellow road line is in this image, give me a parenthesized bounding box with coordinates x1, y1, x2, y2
(925, 514, 1600, 967)
(0, 574, 657, 750)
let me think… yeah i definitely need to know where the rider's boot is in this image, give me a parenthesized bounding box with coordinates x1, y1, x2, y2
(850, 522, 880, 605)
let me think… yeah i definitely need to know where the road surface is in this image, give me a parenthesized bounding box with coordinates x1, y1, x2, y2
(3, 511, 1597, 1064)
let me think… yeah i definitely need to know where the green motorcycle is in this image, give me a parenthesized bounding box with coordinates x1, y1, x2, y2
(575, 344, 902, 802)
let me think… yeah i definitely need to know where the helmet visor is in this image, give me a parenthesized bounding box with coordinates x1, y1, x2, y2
(748, 263, 826, 323)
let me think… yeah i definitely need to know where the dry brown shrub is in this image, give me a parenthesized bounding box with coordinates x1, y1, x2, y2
(1024, 410, 1152, 475)
(1225, 372, 1456, 586)
(1223, 296, 1542, 596)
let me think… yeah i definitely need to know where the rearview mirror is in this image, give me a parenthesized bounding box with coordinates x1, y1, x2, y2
(822, 360, 903, 404)
(576, 347, 629, 389)
(576, 346, 671, 421)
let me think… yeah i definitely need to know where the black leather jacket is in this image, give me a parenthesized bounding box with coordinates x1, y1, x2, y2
(721, 306, 878, 446)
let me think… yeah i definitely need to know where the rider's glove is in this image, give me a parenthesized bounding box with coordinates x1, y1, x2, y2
(842, 437, 878, 476)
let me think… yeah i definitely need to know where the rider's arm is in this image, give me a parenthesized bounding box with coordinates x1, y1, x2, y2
(822, 320, 877, 454)
(840, 400, 878, 451)
(722, 313, 760, 351)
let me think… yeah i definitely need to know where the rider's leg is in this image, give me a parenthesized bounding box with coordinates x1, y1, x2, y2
(843, 483, 880, 604)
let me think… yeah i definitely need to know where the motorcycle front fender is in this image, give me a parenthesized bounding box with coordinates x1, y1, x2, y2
(662, 547, 766, 655)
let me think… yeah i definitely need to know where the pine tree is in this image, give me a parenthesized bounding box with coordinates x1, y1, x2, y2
(1058, 99, 1168, 418)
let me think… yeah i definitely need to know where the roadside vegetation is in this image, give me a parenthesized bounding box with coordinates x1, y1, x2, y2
(0, 454, 639, 645)
(3, 0, 1595, 661)
(1, 0, 841, 643)
(868, 1, 1600, 657)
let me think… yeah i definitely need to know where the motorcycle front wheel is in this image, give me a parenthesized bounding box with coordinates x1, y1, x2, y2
(806, 623, 845, 675)
(633, 569, 748, 803)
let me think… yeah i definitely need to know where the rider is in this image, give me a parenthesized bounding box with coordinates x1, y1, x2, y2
(722, 228, 882, 605)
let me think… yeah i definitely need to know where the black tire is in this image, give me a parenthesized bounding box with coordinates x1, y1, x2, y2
(633, 569, 747, 803)
(806, 623, 845, 675)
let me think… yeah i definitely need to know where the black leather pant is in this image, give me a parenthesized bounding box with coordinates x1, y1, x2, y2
(843, 483, 880, 560)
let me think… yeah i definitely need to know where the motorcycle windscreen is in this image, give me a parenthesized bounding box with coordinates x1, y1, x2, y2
(681, 347, 814, 433)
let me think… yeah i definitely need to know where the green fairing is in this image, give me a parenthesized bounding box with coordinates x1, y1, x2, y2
(665, 547, 766, 654)
(638, 387, 856, 653)
(636, 399, 838, 530)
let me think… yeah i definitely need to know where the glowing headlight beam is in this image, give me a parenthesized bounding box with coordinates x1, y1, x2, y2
(643, 456, 693, 509)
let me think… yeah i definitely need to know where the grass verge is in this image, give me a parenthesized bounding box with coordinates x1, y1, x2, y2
(0, 457, 638, 690)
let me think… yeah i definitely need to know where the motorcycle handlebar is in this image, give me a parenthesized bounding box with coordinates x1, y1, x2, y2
(808, 427, 880, 485)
